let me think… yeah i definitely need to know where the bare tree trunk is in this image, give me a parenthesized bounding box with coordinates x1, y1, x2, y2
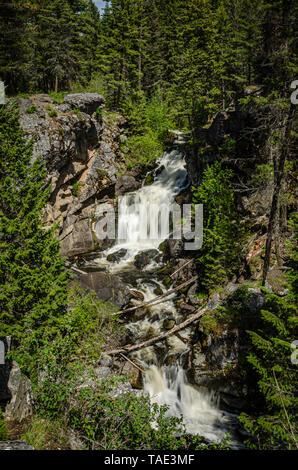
(105, 304, 209, 356)
(55, 74, 58, 94)
(262, 104, 294, 285)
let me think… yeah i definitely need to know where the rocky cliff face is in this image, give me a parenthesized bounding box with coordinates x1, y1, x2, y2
(17, 93, 130, 258)
(16, 93, 146, 307)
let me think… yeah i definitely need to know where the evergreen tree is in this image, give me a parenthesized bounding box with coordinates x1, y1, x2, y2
(239, 291, 298, 449)
(0, 102, 69, 343)
(192, 162, 245, 292)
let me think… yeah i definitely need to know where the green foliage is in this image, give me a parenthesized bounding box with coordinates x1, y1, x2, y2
(124, 90, 175, 166)
(192, 162, 246, 291)
(21, 416, 70, 450)
(95, 106, 102, 118)
(126, 131, 163, 167)
(48, 110, 58, 118)
(239, 229, 298, 450)
(71, 108, 82, 117)
(72, 181, 80, 197)
(49, 92, 67, 105)
(239, 292, 298, 449)
(285, 212, 298, 303)
(0, 102, 69, 346)
(250, 163, 274, 187)
(32, 349, 228, 450)
(25, 105, 37, 114)
(34, 368, 228, 450)
(0, 409, 8, 441)
(13, 284, 121, 377)
(15, 281, 228, 450)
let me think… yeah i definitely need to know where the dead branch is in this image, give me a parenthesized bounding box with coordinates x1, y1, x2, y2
(69, 266, 87, 275)
(119, 353, 145, 374)
(170, 259, 194, 279)
(116, 276, 198, 316)
(106, 304, 208, 356)
(273, 369, 298, 449)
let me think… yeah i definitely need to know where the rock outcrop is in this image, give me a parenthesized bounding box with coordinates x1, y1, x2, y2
(188, 286, 267, 413)
(16, 93, 148, 306)
(0, 441, 34, 450)
(4, 361, 33, 422)
(0, 337, 33, 422)
(16, 93, 128, 256)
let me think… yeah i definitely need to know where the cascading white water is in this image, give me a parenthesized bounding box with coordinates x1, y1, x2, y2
(143, 365, 233, 443)
(94, 133, 242, 446)
(106, 143, 189, 258)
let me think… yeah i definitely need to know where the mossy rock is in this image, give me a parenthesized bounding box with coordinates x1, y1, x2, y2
(153, 286, 163, 296)
(144, 173, 154, 186)
(163, 318, 176, 330)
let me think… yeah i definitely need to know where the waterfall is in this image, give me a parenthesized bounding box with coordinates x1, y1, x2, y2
(111, 144, 189, 255)
(94, 133, 242, 447)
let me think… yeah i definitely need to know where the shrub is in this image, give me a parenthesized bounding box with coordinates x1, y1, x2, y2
(48, 110, 58, 118)
(239, 215, 298, 450)
(123, 89, 175, 167)
(49, 91, 67, 105)
(25, 105, 37, 114)
(21, 416, 69, 450)
(13, 284, 121, 377)
(126, 130, 164, 166)
(239, 292, 298, 449)
(0, 409, 8, 441)
(72, 181, 80, 197)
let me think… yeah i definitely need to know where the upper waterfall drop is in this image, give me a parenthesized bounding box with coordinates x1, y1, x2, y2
(109, 143, 189, 256)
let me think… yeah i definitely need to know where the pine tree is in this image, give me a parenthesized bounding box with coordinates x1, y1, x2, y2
(0, 102, 69, 344)
(239, 292, 298, 449)
(192, 162, 245, 292)
(0, 0, 33, 94)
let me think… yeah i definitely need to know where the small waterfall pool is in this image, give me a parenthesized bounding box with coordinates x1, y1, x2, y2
(93, 132, 243, 447)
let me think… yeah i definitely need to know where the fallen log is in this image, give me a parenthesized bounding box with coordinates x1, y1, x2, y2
(116, 275, 198, 316)
(119, 352, 145, 374)
(69, 266, 87, 275)
(170, 259, 194, 279)
(105, 304, 208, 356)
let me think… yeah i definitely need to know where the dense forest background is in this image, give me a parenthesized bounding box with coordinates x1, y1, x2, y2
(0, 0, 297, 452)
(1, 0, 297, 126)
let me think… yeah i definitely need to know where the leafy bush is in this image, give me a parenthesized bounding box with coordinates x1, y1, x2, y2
(13, 284, 121, 377)
(126, 131, 164, 166)
(123, 90, 175, 167)
(49, 91, 67, 105)
(48, 110, 58, 118)
(72, 181, 80, 197)
(25, 105, 37, 114)
(0, 409, 8, 440)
